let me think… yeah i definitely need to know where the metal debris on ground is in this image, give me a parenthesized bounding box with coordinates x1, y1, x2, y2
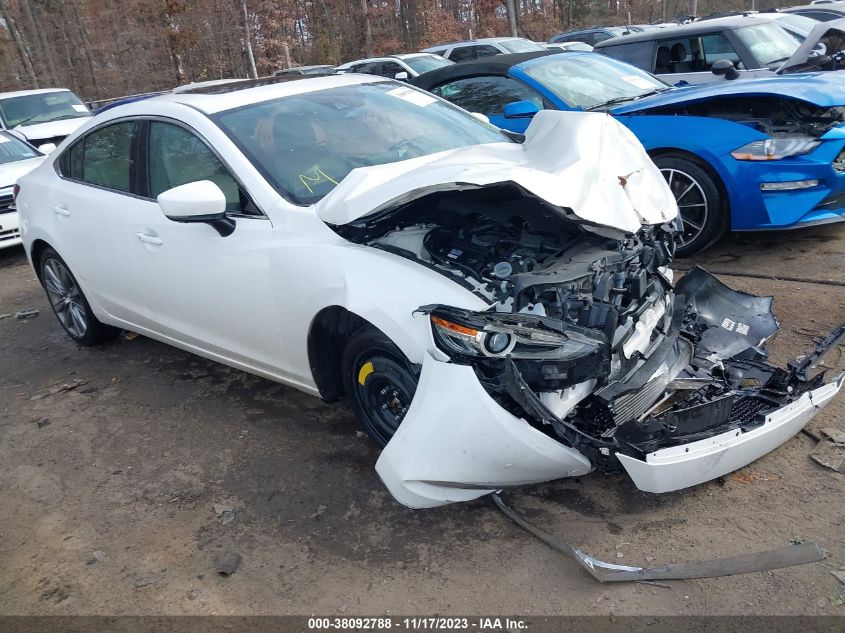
(810, 428, 845, 473)
(14, 308, 39, 320)
(123, 331, 140, 341)
(491, 493, 827, 583)
(30, 379, 88, 400)
(135, 578, 154, 588)
(213, 503, 233, 516)
(831, 570, 845, 585)
(214, 551, 242, 576)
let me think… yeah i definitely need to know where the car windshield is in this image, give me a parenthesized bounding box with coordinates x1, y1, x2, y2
(499, 39, 547, 53)
(0, 91, 90, 128)
(214, 81, 508, 205)
(736, 23, 801, 66)
(522, 54, 668, 110)
(0, 132, 40, 165)
(402, 55, 453, 74)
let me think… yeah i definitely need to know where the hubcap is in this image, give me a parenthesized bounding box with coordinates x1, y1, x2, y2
(43, 258, 87, 338)
(660, 168, 709, 249)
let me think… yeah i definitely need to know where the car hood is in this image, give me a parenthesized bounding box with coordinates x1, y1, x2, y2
(0, 156, 45, 189)
(315, 110, 677, 235)
(778, 17, 845, 73)
(610, 72, 845, 114)
(14, 116, 90, 143)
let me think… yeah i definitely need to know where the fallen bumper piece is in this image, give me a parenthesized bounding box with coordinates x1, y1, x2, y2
(491, 493, 827, 583)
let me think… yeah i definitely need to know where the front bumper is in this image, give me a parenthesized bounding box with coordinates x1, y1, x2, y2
(728, 133, 845, 230)
(377, 269, 845, 508)
(617, 374, 844, 493)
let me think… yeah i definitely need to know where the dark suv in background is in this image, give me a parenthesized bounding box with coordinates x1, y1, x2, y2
(548, 25, 645, 46)
(594, 15, 799, 84)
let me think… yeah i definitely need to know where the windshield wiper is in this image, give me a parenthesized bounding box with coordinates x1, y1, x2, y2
(587, 88, 667, 112)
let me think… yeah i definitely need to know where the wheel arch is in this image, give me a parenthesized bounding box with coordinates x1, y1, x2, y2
(307, 305, 380, 402)
(647, 147, 731, 215)
(29, 238, 53, 285)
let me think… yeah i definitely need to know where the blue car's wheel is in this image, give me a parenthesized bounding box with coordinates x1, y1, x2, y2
(654, 154, 727, 257)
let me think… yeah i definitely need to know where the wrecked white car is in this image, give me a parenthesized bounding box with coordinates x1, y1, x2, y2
(15, 75, 844, 508)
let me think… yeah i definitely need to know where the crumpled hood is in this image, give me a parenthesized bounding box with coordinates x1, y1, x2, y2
(611, 72, 845, 114)
(778, 18, 845, 74)
(315, 110, 677, 234)
(15, 116, 90, 144)
(0, 156, 45, 189)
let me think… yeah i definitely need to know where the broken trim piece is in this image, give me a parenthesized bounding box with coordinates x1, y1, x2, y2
(491, 493, 827, 582)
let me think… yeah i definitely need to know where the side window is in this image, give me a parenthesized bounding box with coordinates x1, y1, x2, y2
(474, 45, 502, 59)
(601, 42, 654, 71)
(449, 46, 479, 62)
(592, 32, 613, 44)
(147, 121, 253, 214)
(62, 141, 84, 180)
(700, 34, 741, 68)
(380, 61, 405, 77)
(354, 62, 380, 74)
(79, 121, 138, 192)
(655, 35, 741, 74)
(432, 76, 544, 115)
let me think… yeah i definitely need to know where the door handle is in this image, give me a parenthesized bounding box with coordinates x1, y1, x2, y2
(52, 204, 70, 216)
(136, 232, 163, 246)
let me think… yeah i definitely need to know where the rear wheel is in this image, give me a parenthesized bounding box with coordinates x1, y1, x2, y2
(342, 330, 418, 447)
(654, 154, 728, 257)
(39, 247, 119, 346)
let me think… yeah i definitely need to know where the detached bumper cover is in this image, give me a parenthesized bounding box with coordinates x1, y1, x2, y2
(617, 374, 844, 493)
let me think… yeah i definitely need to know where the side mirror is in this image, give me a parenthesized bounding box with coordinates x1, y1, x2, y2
(37, 142, 57, 154)
(810, 42, 827, 58)
(157, 180, 235, 237)
(711, 59, 739, 80)
(503, 100, 541, 119)
(394, 71, 409, 81)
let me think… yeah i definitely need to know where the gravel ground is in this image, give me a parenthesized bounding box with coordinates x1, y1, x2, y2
(0, 224, 843, 616)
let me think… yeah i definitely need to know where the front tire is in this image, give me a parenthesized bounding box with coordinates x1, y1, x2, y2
(654, 154, 728, 257)
(39, 247, 119, 346)
(342, 330, 418, 447)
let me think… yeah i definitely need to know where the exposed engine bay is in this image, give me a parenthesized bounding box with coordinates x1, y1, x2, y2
(336, 183, 845, 485)
(646, 96, 845, 138)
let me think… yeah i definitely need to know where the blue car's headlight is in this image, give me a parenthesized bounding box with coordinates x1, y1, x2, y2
(731, 137, 820, 161)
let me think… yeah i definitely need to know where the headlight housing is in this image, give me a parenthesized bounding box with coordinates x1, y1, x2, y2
(731, 137, 820, 161)
(429, 309, 605, 362)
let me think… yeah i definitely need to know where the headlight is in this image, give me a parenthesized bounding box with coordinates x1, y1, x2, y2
(731, 137, 820, 161)
(429, 310, 604, 361)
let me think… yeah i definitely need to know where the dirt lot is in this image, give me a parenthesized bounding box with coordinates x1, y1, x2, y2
(1, 226, 844, 617)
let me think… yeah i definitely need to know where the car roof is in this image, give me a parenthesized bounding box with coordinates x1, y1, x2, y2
(783, 1, 845, 11)
(410, 51, 556, 90)
(0, 88, 72, 99)
(146, 73, 388, 115)
(594, 15, 774, 47)
(422, 37, 531, 49)
(393, 52, 439, 59)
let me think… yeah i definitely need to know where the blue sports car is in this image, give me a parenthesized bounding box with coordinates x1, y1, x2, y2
(412, 52, 845, 255)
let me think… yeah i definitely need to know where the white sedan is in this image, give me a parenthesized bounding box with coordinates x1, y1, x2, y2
(0, 132, 44, 250)
(15, 75, 843, 508)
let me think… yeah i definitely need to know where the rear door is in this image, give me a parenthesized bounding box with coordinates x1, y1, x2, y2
(49, 119, 151, 325)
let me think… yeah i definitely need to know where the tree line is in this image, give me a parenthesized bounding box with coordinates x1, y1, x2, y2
(0, 0, 788, 103)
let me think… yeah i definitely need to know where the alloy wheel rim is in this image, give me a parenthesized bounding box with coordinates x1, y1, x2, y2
(43, 258, 87, 338)
(660, 168, 709, 248)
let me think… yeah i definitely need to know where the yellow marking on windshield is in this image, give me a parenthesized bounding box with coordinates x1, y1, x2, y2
(299, 168, 339, 194)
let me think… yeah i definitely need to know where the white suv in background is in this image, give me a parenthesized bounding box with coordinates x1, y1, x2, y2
(336, 53, 452, 80)
(421, 37, 546, 62)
